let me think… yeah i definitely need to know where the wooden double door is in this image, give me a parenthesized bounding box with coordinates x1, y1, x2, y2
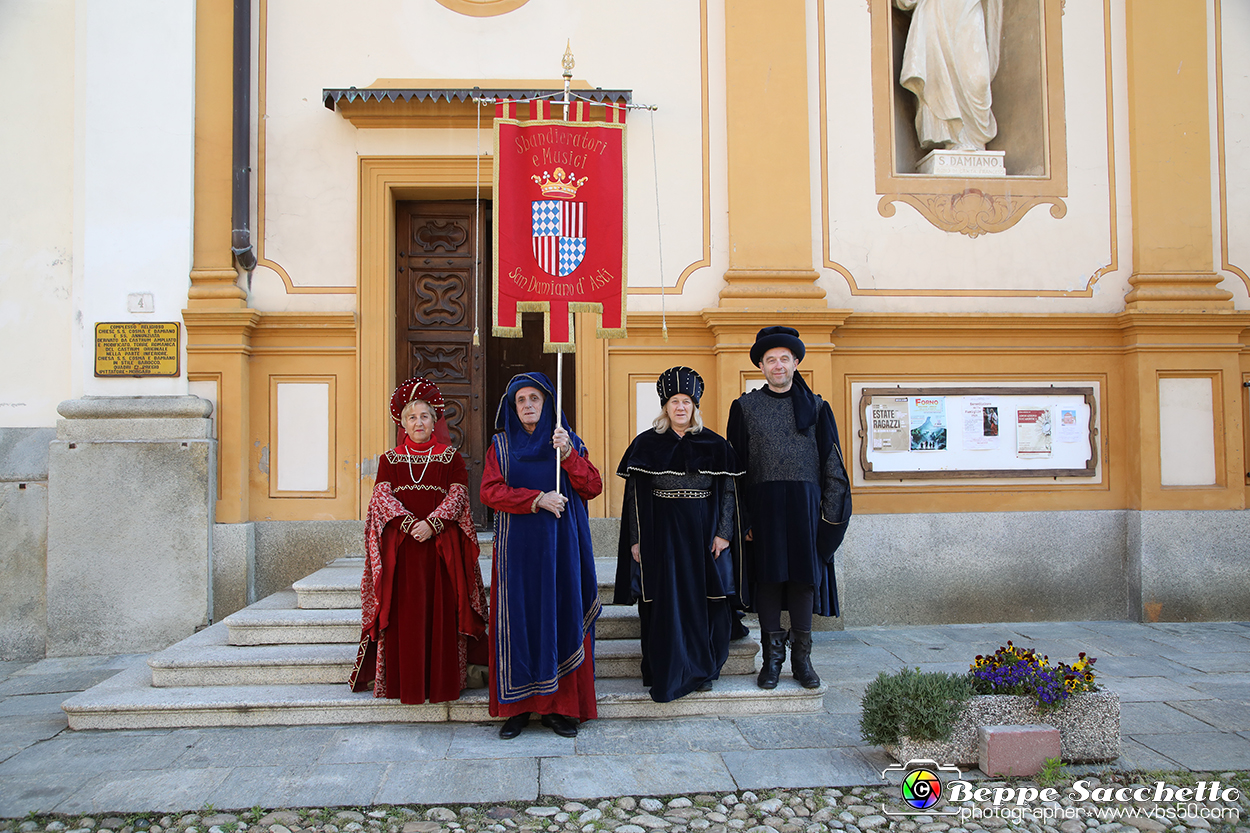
(396, 200, 576, 528)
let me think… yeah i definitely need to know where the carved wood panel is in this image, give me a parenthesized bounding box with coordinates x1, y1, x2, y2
(408, 344, 470, 381)
(414, 219, 469, 253)
(397, 201, 487, 527)
(407, 273, 468, 327)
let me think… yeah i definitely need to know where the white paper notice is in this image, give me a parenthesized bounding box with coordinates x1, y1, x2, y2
(962, 399, 999, 451)
(1056, 408, 1082, 443)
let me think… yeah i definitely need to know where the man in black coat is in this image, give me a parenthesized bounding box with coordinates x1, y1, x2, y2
(726, 326, 852, 690)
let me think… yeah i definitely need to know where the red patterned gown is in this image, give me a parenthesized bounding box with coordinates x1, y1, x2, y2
(349, 441, 488, 704)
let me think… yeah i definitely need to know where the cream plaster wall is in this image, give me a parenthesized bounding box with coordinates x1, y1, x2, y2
(1217, 0, 1249, 303)
(251, 0, 712, 313)
(275, 382, 330, 492)
(626, 0, 730, 313)
(0, 1, 75, 427)
(817, 0, 1125, 312)
(74, 0, 196, 398)
(1157, 377, 1217, 487)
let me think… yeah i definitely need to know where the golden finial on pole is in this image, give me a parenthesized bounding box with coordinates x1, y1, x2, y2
(561, 41, 574, 121)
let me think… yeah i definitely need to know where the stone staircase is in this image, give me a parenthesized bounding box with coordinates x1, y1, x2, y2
(63, 547, 826, 730)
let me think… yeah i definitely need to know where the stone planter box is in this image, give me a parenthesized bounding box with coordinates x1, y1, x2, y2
(885, 691, 1120, 766)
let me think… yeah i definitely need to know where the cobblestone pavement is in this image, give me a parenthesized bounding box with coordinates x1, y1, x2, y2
(1, 780, 1247, 833)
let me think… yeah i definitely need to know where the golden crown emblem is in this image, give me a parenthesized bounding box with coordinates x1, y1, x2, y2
(531, 167, 588, 199)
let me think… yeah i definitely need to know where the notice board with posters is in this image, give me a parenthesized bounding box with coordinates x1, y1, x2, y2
(857, 386, 1098, 480)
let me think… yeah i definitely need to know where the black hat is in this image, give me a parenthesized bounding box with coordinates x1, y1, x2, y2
(750, 326, 805, 366)
(657, 366, 704, 407)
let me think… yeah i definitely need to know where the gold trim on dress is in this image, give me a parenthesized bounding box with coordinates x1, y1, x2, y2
(386, 447, 457, 464)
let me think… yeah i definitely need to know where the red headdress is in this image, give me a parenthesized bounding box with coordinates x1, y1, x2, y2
(390, 377, 452, 447)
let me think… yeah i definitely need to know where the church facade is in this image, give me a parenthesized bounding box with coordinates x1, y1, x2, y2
(2, 0, 1248, 659)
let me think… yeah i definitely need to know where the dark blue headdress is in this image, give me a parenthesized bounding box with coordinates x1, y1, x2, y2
(657, 366, 704, 407)
(495, 371, 585, 468)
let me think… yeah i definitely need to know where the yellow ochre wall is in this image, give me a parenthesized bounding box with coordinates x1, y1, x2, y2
(185, 0, 1250, 523)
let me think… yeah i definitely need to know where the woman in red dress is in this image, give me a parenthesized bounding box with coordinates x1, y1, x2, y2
(349, 377, 488, 704)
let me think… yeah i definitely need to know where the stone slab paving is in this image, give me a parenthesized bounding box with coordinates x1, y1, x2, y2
(541, 752, 738, 799)
(2, 621, 1249, 818)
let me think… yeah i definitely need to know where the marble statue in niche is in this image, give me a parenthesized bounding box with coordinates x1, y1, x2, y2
(894, 0, 1004, 151)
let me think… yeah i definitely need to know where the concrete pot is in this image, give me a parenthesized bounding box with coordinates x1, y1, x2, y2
(885, 691, 1120, 766)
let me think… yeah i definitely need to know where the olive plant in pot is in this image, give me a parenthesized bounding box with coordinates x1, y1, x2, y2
(860, 642, 1120, 766)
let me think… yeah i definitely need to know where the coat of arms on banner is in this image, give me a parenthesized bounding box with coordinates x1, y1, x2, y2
(531, 174, 587, 277)
(493, 100, 627, 352)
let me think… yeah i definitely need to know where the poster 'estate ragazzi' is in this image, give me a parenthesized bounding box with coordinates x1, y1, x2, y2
(493, 99, 627, 353)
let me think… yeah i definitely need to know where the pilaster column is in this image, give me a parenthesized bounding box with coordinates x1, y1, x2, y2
(189, 0, 246, 307)
(184, 309, 259, 522)
(1123, 0, 1229, 309)
(187, 0, 250, 519)
(721, 0, 825, 307)
(1119, 0, 1246, 524)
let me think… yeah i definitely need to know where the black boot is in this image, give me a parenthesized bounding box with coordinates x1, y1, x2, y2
(789, 629, 821, 689)
(757, 630, 788, 690)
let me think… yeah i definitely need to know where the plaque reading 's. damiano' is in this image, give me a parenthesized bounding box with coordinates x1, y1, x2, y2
(94, 322, 181, 377)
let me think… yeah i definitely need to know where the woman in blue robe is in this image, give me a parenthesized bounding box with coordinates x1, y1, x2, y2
(480, 372, 602, 739)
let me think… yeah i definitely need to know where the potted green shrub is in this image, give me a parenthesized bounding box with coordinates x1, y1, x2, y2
(860, 642, 1120, 765)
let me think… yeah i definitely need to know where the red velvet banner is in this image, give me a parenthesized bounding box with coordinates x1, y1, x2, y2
(493, 100, 627, 352)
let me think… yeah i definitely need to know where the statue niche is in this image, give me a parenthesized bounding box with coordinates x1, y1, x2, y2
(891, 0, 1048, 177)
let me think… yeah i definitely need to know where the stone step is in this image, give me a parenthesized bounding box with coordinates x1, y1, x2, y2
(150, 621, 758, 687)
(64, 515, 823, 732)
(291, 559, 367, 610)
(293, 557, 623, 611)
(224, 593, 642, 645)
(64, 655, 824, 731)
(223, 592, 360, 645)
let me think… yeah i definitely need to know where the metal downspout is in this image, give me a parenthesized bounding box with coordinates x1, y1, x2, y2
(231, 0, 257, 272)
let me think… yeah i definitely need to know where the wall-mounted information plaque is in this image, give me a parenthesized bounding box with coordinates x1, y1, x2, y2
(94, 322, 181, 377)
(858, 386, 1098, 480)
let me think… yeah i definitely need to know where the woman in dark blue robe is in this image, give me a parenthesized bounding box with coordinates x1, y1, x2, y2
(613, 367, 745, 702)
(480, 372, 602, 739)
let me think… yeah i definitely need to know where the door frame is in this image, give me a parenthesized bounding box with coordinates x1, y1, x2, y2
(357, 155, 609, 518)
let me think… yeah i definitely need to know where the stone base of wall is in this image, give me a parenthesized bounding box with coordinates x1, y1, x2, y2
(837, 510, 1250, 625)
(0, 428, 54, 660)
(1129, 510, 1250, 622)
(45, 397, 215, 657)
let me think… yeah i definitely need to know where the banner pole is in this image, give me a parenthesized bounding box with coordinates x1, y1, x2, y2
(555, 41, 574, 496)
(555, 352, 563, 495)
